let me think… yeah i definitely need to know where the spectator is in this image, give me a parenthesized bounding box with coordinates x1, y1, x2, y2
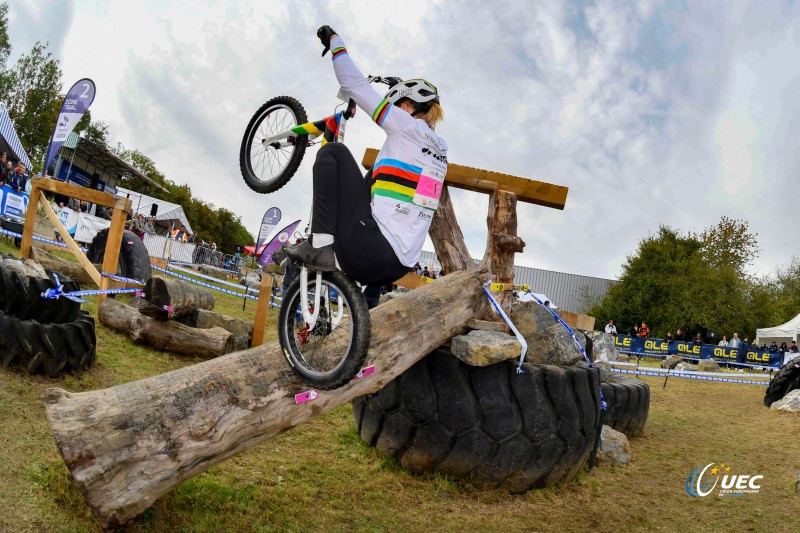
(743, 337, 751, 348)
(769, 341, 779, 353)
(637, 321, 650, 338)
(211, 242, 217, 251)
(7, 162, 27, 193)
(759, 342, 767, 350)
(628, 324, 638, 336)
(5, 160, 12, 179)
(187, 232, 196, 244)
(172, 225, 188, 242)
(413, 262, 422, 275)
(0, 151, 7, 184)
(779, 341, 788, 353)
(421, 266, 430, 278)
(131, 214, 146, 240)
(604, 319, 617, 334)
(729, 333, 742, 349)
(693, 333, 703, 344)
(789, 341, 799, 353)
(718, 335, 729, 346)
(666, 331, 674, 343)
(144, 217, 156, 234)
(675, 328, 685, 342)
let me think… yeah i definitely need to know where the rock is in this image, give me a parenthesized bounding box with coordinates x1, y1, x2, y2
(617, 354, 631, 363)
(379, 291, 403, 305)
(510, 301, 584, 365)
(697, 359, 720, 372)
(770, 390, 800, 413)
(584, 330, 620, 363)
(661, 355, 682, 369)
(467, 319, 510, 333)
(674, 362, 698, 372)
(199, 265, 228, 280)
(450, 330, 521, 367)
(127, 295, 146, 310)
(240, 271, 262, 289)
(597, 425, 630, 465)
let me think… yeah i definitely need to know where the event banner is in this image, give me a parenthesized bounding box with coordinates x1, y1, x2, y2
(54, 206, 110, 243)
(613, 335, 784, 368)
(0, 184, 29, 217)
(258, 219, 301, 267)
(43, 78, 96, 172)
(255, 207, 282, 252)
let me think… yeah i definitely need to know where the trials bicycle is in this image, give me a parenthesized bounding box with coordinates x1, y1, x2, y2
(239, 76, 400, 390)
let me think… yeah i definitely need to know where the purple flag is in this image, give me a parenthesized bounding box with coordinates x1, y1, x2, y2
(44, 79, 96, 173)
(255, 207, 282, 251)
(258, 219, 301, 267)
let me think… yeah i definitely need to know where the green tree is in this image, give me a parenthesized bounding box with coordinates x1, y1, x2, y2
(588, 218, 762, 339)
(0, 2, 12, 98)
(1, 41, 63, 168)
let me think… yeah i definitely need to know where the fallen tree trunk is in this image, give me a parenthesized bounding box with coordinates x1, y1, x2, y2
(138, 276, 215, 320)
(29, 245, 97, 285)
(98, 297, 233, 357)
(44, 270, 482, 528)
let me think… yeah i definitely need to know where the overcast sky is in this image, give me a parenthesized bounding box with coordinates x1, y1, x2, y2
(7, 0, 800, 280)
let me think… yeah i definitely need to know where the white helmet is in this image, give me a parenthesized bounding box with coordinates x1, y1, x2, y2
(384, 79, 440, 108)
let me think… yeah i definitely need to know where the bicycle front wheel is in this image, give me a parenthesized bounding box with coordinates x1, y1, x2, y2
(240, 96, 308, 194)
(278, 270, 371, 390)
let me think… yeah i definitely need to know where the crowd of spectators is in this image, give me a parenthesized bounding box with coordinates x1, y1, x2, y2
(0, 153, 29, 193)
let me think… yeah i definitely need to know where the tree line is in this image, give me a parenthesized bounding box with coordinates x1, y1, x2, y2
(0, 3, 253, 253)
(585, 216, 800, 340)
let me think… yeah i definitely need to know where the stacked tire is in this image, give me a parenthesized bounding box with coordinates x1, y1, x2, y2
(764, 356, 800, 407)
(600, 375, 650, 438)
(0, 253, 96, 378)
(353, 348, 603, 493)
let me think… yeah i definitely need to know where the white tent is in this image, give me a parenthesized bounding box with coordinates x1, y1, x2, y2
(115, 186, 193, 235)
(756, 313, 800, 345)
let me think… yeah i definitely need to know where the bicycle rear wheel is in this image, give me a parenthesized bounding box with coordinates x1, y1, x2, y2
(278, 270, 371, 389)
(240, 96, 309, 194)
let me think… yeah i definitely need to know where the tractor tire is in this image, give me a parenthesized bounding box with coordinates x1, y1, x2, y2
(352, 347, 602, 493)
(764, 356, 800, 407)
(600, 375, 650, 438)
(0, 310, 96, 378)
(86, 229, 152, 283)
(0, 253, 81, 323)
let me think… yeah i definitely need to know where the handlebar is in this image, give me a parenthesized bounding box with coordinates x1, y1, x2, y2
(367, 75, 403, 87)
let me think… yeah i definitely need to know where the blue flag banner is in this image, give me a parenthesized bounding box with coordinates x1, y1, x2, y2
(613, 335, 784, 368)
(255, 207, 282, 252)
(44, 79, 96, 173)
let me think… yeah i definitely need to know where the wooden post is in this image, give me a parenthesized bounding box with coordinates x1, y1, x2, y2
(19, 181, 41, 259)
(251, 274, 273, 346)
(98, 199, 129, 306)
(479, 191, 525, 315)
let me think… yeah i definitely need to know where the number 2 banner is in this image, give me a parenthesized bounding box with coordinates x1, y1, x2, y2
(43, 78, 96, 173)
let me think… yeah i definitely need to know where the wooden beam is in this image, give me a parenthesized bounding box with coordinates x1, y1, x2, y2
(37, 196, 102, 286)
(30, 176, 132, 211)
(362, 148, 568, 210)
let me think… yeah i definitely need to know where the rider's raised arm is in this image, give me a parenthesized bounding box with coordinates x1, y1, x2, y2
(329, 35, 413, 135)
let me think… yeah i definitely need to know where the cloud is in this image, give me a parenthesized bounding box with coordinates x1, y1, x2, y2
(9, 0, 800, 281)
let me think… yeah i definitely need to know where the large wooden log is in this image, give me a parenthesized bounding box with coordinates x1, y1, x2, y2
(139, 276, 215, 320)
(429, 186, 477, 275)
(44, 270, 483, 528)
(29, 246, 97, 285)
(99, 297, 233, 357)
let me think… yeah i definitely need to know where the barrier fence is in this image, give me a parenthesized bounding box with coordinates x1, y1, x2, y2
(613, 334, 786, 368)
(610, 367, 771, 386)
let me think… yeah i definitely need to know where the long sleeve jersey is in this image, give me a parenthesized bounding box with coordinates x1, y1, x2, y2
(329, 35, 448, 267)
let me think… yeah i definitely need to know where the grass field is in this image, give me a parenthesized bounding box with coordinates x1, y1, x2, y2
(0, 241, 798, 532)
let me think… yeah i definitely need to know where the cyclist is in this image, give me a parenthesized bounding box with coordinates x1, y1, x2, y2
(287, 26, 448, 286)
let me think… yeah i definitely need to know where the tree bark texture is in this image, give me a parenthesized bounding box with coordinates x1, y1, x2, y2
(43, 270, 483, 528)
(429, 186, 476, 275)
(29, 246, 97, 285)
(138, 276, 215, 320)
(478, 191, 525, 315)
(98, 297, 233, 357)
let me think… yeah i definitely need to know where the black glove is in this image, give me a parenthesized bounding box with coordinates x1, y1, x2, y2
(317, 25, 337, 56)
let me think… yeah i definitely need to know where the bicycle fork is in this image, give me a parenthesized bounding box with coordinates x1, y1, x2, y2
(299, 266, 345, 331)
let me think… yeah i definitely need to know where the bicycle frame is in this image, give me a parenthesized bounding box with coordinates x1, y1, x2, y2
(261, 98, 357, 151)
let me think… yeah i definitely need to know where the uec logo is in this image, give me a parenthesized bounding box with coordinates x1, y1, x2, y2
(686, 463, 762, 497)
